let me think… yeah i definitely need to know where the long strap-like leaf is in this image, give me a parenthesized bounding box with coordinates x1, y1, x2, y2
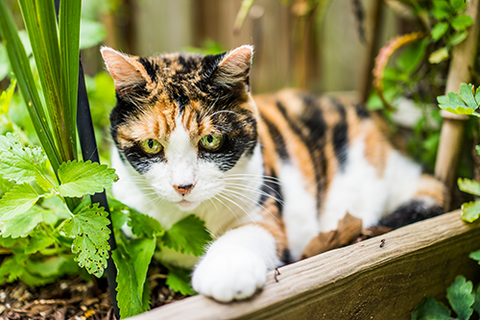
(0, 1, 61, 175)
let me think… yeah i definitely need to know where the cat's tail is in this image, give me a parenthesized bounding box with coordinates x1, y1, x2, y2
(379, 174, 448, 229)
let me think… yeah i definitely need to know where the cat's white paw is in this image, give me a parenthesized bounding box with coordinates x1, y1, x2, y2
(192, 246, 267, 302)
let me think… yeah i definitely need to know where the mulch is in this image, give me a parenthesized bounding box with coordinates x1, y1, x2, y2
(0, 261, 185, 320)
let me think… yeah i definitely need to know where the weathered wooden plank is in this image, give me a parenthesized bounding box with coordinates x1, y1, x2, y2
(129, 210, 480, 320)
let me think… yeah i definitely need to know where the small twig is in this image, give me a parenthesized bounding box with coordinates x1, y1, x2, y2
(274, 268, 281, 282)
(148, 274, 169, 281)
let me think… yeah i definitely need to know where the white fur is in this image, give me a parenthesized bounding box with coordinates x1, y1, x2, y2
(280, 162, 319, 261)
(191, 224, 280, 302)
(111, 113, 272, 273)
(319, 135, 422, 232)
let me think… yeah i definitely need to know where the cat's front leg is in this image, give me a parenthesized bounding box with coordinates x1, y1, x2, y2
(192, 224, 281, 302)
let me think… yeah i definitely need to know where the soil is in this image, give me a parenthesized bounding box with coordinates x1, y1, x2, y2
(0, 261, 185, 320)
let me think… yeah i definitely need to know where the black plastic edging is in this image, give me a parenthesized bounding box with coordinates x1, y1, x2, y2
(77, 58, 120, 319)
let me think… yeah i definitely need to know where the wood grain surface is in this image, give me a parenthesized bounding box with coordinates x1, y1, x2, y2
(129, 210, 480, 320)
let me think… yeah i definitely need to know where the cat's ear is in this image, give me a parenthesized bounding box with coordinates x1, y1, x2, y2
(100, 46, 152, 92)
(212, 45, 253, 90)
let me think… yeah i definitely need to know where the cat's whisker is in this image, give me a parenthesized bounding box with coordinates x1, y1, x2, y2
(216, 192, 258, 226)
(222, 187, 280, 223)
(224, 183, 284, 206)
(211, 194, 240, 223)
(223, 177, 283, 196)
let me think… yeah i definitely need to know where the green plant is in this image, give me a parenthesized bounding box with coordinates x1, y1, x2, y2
(370, 0, 476, 171)
(0, 1, 212, 318)
(437, 83, 480, 222)
(411, 82, 480, 320)
(412, 252, 480, 320)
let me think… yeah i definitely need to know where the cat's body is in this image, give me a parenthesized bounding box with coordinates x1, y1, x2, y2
(102, 45, 446, 302)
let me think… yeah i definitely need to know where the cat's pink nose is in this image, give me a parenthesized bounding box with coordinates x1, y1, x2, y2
(173, 184, 194, 196)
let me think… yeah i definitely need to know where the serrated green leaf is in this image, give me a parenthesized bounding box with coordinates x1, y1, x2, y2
(112, 238, 156, 318)
(62, 203, 111, 277)
(1, 205, 43, 238)
(58, 160, 118, 197)
(446, 275, 475, 320)
(458, 178, 480, 196)
(451, 14, 474, 31)
(411, 297, 452, 320)
(450, 0, 467, 12)
(429, 47, 450, 64)
(469, 249, 480, 264)
(431, 22, 449, 42)
(109, 205, 129, 230)
(25, 256, 68, 278)
(438, 92, 475, 115)
(475, 87, 480, 105)
(461, 200, 480, 222)
(473, 284, 480, 316)
(162, 215, 211, 256)
(432, 1, 453, 20)
(0, 253, 28, 283)
(128, 210, 164, 238)
(166, 267, 196, 296)
(459, 83, 478, 109)
(0, 236, 27, 248)
(130, 237, 155, 304)
(0, 183, 40, 223)
(0, 133, 48, 185)
(25, 229, 56, 254)
(0, 174, 15, 197)
(449, 31, 468, 46)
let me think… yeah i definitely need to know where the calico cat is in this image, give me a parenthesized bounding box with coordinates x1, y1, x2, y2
(101, 45, 446, 302)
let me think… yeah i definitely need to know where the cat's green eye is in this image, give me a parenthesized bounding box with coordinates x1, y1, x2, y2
(140, 139, 163, 154)
(199, 134, 224, 151)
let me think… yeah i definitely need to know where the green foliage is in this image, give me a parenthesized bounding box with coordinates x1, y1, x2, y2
(162, 215, 211, 256)
(113, 235, 156, 318)
(0, 133, 118, 279)
(413, 247, 480, 320)
(108, 202, 212, 316)
(413, 276, 476, 320)
(63, 203, 111, 277)
(166, 267, 196, 296)
(58, 160, 118, 197)
(438, 84, 480, 116)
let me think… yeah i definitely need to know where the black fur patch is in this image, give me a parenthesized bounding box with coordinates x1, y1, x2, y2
(138, 57, 159, 83)
(280, 248, 291, 264)
(379, 200, 444, 229)
(332, 101, 348, 171)
(257, 171, 283, 216)
(355, 103, 370, 119)
(262, 114, 289, 160)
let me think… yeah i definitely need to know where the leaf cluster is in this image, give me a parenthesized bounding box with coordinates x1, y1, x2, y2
(0, 133, 118, 280)
(412, 252, 480, 320)
(429, 0, 473, 64)
(438, 83, 480, 117)
(108, 199, 211, 318)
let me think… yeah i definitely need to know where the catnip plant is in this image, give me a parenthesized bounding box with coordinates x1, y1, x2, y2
(0, 1, 211, 318)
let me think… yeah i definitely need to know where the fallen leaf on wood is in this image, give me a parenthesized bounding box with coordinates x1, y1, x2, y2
(301, 213, 363, 259)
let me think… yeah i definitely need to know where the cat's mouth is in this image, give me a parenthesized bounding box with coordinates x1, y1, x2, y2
(177, 199, 200, 211)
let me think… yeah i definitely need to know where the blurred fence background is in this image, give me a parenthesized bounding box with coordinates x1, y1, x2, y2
(84, 0, 399, 96)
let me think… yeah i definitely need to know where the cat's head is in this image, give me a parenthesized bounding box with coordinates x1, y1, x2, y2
(102, 45, 260, 211)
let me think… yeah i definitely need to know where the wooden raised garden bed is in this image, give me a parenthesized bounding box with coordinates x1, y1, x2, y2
(129, 210, 480, 320)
